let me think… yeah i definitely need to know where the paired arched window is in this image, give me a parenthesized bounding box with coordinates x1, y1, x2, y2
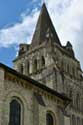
(9, 99, 21, 125)
(46, 112, 54, 125)
(33, 56, 45, 73)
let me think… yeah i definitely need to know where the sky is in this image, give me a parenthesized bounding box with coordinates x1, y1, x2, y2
(0, 0, 83, 69)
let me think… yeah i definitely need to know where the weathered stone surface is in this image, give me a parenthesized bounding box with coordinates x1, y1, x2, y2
(12, 3, 83, 125)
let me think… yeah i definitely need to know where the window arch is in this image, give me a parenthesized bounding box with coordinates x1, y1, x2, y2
(9, 99, 21, 125)
(46, 112, 55, 125)
(41, 56, 45, 68)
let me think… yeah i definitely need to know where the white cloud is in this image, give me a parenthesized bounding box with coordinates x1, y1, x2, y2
(43, 0, 83, 69)
(0, 0, 83, 69)
(0, 8, 39, 47)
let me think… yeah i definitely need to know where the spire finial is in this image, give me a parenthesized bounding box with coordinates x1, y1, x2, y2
(41, 2, 47, 12)
(42, 2, 46, 7)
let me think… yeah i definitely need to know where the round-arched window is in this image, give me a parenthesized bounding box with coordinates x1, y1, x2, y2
(46, 112, 54, 125)
(9, 99, 21, 125)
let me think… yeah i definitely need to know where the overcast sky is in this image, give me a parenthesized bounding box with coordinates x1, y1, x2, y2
(0, 0, 83, 69)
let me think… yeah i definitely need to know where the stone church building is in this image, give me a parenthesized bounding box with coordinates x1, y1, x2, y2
(0, 3, 83, 125)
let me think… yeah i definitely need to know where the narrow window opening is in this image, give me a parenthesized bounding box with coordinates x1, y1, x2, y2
(9, 99, 21, 125)
(27, 62, 29, 74)
(33, 59, 37, 72)
(41, 56, 45, 68)
(46, 112, 54, 125)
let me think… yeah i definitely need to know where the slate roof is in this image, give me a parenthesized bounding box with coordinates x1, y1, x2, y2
(30, 3, 61, 49)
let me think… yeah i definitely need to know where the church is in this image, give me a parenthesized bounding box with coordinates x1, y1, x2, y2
(0, 3, 83, 125)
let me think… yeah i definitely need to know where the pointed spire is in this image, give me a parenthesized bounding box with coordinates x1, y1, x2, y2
(41, 3, 47, 12)
(66, 41, 75, 58)
(30, 3, 61, 49)
(66, 41, 72, 48)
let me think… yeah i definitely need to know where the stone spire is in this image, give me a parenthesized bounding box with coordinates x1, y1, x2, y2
(66, 41, 75, 58)
(30, 3, 61, 49)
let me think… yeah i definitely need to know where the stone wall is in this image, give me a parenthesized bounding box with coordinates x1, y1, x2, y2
(0, 68, 67, 125)
(13, 37, 83, 125)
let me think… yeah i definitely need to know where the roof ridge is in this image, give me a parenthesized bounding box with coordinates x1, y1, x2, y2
(0, 62, 71, 102)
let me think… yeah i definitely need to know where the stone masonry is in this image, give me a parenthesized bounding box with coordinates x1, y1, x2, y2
(13, 3, 83, 125)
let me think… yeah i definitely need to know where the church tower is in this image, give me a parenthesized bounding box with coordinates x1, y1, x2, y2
(13, 4, 83, 125)
(13, 3, 63, 90)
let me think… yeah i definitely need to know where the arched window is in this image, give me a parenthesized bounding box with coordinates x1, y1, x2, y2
(46, 112, 54, 125)
(33, 59, 37, 72)
(9, 99, 21, 125)
(41, 56, 45, 67)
